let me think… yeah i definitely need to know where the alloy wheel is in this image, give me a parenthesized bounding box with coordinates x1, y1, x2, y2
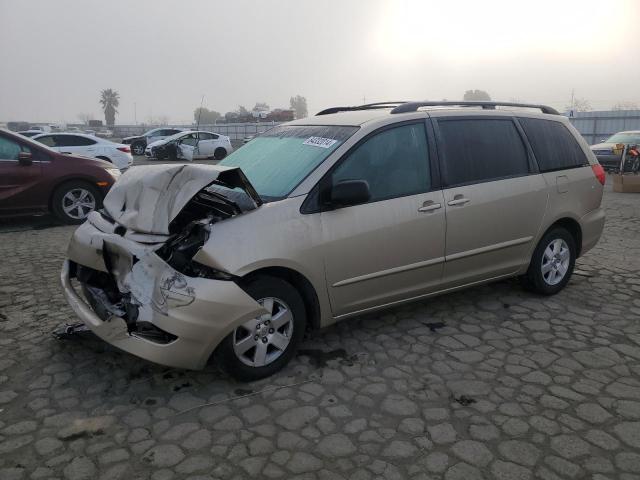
(541, 238, 570, 286)
(62, 188, 96, 220)
(232, 297, 294, 367)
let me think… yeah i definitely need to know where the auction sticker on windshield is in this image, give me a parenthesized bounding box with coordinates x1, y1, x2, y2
(303, 136, 338, 148)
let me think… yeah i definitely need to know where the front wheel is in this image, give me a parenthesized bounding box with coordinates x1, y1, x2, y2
(215, 276, 307, 381)
(51, 181, 102, 225)
(522, 227, 576, 295)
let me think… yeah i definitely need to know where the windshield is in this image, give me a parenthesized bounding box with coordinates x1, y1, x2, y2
(605, 133, 640, 144)
(164, 131, 191, 142)
(219, 125, 358, 201)
(144, 129, 162, 137)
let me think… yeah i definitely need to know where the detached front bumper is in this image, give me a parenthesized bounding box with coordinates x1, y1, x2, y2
(61, 222, 266, 370)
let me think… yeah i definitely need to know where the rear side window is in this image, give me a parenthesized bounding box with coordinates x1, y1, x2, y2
(437, 119, 529, 186)
(518, 118, 588, 172)
(57, 135, 96, 146)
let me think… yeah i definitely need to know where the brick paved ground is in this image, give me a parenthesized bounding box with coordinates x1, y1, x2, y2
(0, 181, 639, 480)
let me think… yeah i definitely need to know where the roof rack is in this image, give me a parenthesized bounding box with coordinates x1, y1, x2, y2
(316, 102, 408, 116)
(390, 101, 559, 115)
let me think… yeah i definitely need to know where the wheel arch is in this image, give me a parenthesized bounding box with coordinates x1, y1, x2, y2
(546, 217, 583, 257)
(239, 266, 322, 332)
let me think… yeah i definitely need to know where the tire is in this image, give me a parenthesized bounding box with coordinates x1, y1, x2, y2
(213, 147, 227, 160)
(215, 276, 307, 381)
(51, 181, 102, 225)
(131, 142, 145, 156)
(522, 227, 576, 295)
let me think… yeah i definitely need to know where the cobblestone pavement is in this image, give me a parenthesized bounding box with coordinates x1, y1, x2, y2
(1, 183, 639, 480)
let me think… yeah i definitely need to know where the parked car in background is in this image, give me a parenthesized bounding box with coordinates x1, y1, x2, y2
(96, 129, 114, 138)
(121, 127, 184, 156)
(18, 130, 46, 138)
(61, 101, 605, 380)
(32, 133, 133, 170)
(590, 130, 640, 170)
(145, 130, 233, 160)
(0, 128, 119, 224)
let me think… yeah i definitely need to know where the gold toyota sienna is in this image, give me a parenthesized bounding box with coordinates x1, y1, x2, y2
(61, 101, 606, 380)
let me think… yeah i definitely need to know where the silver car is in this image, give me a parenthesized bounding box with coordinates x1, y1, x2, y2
(62, 101, 605, 380)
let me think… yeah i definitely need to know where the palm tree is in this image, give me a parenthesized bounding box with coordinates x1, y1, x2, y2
(99, 89, 120, 126)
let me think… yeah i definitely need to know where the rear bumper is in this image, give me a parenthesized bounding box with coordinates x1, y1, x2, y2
(580, 207, 605, 256)
(61, 221, 266, 370)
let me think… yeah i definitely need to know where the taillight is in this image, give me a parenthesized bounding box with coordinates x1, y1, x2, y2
(592, 164, 605, 185)
(117, 146, 131, 153)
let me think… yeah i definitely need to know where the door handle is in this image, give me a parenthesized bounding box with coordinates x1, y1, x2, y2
(447, 197, 470, 206)
(418, 202, 442, 212)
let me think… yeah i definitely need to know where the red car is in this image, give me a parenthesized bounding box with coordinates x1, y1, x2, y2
(0, 128, 119, 224)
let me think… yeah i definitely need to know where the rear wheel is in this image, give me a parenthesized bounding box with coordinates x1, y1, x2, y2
(522, 227, 576, 295)
(213, 147, 227, 160)
(216, 276, 306, 381)
(51, 181, 102, 224)
(131, 142, 145, 156)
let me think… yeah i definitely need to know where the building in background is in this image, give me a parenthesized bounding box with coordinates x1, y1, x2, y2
(567, 110, 640, 145)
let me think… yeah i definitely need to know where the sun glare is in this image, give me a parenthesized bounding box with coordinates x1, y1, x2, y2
(373, 0, 628, 63)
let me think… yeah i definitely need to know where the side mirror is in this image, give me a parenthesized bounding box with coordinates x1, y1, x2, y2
(18, 151, 32, 166)
(328, 179, 371, 208)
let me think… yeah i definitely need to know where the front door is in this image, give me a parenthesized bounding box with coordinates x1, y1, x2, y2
(434, 117, 548, 288)
(320, 122, 446, 317)
(0, 134, 42, 214)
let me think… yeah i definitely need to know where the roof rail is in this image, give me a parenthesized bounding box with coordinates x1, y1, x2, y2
(390, 101, 559, 115)
(316, 102, 408, 116)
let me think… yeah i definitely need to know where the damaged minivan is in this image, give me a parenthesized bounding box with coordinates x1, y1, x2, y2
(62, 101, 605, 380)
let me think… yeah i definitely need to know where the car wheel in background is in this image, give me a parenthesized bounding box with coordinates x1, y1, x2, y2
(96, 156, 111, 163)
(131, 142, 145, 155)
(51, 181, 102, 225)
(522, 227, 576, 295)
(215, 276, 307, 381)
(214, 147, 227, 160)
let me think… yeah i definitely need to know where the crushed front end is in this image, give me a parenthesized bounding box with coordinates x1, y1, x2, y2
(60, 164, 267, 370)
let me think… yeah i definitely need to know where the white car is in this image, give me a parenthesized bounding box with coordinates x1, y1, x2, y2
(145, 130, 233, 160)
(122, 127, 185, 156)
(33, 132, 133, 170)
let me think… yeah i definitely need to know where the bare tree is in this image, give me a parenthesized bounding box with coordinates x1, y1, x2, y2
(612, 101, 639, 111)
(289, 95, 308, 119)
(566, 97, 591, 112)
(463, 90, 491, 101)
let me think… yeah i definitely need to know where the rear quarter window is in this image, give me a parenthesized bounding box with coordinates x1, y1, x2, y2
(518, 118, 589, 172)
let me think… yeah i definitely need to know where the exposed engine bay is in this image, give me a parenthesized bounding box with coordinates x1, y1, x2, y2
(62, 164, 266, 358)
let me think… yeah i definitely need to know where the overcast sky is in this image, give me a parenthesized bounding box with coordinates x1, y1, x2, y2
(1, 0, 639, 124)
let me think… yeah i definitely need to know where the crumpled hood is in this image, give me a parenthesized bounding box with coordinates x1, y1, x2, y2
(102, 164, 258, 235)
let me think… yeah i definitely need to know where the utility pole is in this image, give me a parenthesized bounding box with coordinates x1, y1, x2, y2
(134, 102, 137, 125)
(570, 89, 575, 110)
(362, 95, 366, 104)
